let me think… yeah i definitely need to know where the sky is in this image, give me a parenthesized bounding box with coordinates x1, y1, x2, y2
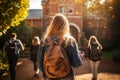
(30, 0, 42, 9)
(29, 0, 105, 9)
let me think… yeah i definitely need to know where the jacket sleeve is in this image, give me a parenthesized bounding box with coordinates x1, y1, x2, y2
(65, 41, 82, 68)
(17, 40, 24, 51)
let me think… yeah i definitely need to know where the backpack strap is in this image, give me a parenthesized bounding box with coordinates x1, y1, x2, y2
(47, 36, 55, 46)
(8, 39, 17, 44)
(47, 36, 63, 46)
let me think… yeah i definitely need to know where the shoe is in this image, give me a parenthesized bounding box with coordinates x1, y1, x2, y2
(34, 74, 39, 78)
(92, 77, 97, 80)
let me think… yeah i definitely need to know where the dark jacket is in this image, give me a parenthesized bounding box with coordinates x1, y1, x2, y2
(88, 43, 102, 61)
(4, 39, 24, 56)
(30, 45, 40, 61)
(37, 36, 82, 79)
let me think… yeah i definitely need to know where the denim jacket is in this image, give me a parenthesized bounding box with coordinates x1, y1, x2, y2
(37, 36, 82, 79)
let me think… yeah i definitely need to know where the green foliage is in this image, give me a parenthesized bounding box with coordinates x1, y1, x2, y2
(3, 21, 32, 47)
(102, 50, 120, 60)
(108, 0, 120, 49)
(0, 0, 29, 36)
(83, 0, 113, 18)
(0, 50, 8, 76)
(0, 21, 42, 48)
(102, 51, 113, 59)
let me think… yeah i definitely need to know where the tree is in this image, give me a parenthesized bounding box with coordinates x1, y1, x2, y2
(83, 0, 112, 18)
(0, 20, 32, 49)
(83, 0, 120, 49)
(108, 0, 120, 49)
(0, 0, 29, 36)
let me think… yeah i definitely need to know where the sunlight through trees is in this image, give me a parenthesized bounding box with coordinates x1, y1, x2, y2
(0, 0, 29, 36)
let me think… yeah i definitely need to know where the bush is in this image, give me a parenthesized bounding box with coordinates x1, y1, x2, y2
(0, 21, 33, 49)
(113, 54, 120, 63)
(102, 50, 120, 62)
(112, 50, 120, 63)
(100, 39, 113, 51)
(0, 50, 8, 76)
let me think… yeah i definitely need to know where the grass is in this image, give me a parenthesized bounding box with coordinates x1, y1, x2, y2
(102, 50, 120, 59)
(102, 51, 114, 59)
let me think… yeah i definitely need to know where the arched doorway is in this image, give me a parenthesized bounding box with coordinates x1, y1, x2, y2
(69, 23, 81, 44)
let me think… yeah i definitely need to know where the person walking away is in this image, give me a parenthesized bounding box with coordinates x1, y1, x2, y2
(37, 13, 82, 80)
(3, 33, 24, 80)
(87, 36, 102, 80)
(30, 36, 40, 78)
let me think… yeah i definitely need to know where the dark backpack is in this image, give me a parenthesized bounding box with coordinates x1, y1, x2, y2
(8, 40, 18, 55)
(43, 37, 70, 78)
(89, 44, 102, 60)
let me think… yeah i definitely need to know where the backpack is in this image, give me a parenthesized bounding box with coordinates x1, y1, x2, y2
(89, 44, 102, 60)
(43, 37, 70, 78)
(7, 40, 18, 55)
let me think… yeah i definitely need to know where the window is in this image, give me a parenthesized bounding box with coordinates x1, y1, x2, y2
(68, 2, 73, 14)
(59, 2, 66, 14)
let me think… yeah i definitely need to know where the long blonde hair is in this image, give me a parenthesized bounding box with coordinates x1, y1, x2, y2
(43, 14, 74, 46)
(32, 36, 40, 45)
(87, 36, 102, 50)
(44, 14, 71, 40)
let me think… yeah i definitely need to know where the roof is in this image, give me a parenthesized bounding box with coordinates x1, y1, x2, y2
(27, 9, 42, 19)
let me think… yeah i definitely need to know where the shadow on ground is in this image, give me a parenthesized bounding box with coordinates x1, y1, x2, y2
(2, 58, 120, 80)
(74, 58, 120, 75)
(74, 58, 120, 80)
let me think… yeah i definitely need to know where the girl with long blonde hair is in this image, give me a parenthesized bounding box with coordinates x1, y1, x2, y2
(87, 35, 102, 80)
(30, 36, 40, 78)
(38, 14, 82, 80)
(44, 14, 70, 40)
(87, 36, 102, 50)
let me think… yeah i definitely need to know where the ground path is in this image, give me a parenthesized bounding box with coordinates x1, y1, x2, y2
(74, 58, 120, 80)
(4, 57, 120, 80)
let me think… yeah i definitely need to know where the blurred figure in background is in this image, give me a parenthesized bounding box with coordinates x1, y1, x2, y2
(87, 36, 102, 80)
(30, 36, 40, 79)
(3, 32, 24, 80)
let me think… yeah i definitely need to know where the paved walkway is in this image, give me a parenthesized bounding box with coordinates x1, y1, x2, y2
(4, 58, 120, 80)
(74, 58, 120, 80)
(16, 58, 43, 80)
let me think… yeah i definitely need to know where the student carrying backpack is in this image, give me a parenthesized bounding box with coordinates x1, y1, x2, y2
(7, 40, 18, 56)
(44, 37, 70, 78)
(87, 36, 102, 80)
(37, 14, 82, 80)
(3, 33, 24, 80)
(38, 36, 82, 80)
(89, 43, 102, 61)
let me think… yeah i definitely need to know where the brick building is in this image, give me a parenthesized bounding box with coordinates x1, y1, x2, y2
(27, 9, 42, 27)
(26, 0, 108, 46)
(41, 0, 84, 45)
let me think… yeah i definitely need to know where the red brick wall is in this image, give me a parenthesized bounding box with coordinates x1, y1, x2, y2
(42, 0, 83, 42)
(68, 17, 83, 31)
(27, 19, 41, 27)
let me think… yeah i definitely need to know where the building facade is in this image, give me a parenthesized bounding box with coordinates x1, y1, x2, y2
(27, 9, 42, 27)
(41, 0, 84, 45)
(26, 0, 108, 47)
